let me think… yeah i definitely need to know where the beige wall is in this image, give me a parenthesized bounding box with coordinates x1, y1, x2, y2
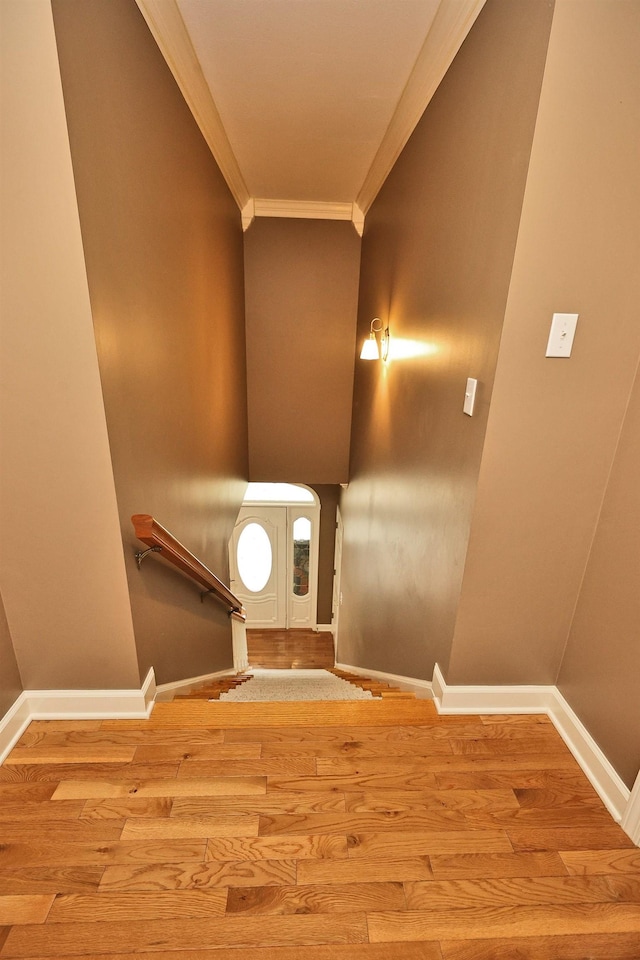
(244, 218, 361, 484)
(52, 0, 249, 684)
(558, 363, 640, 789)
(449, 0, 640, 705)
(0, 592, 22, 717)
(338, 0, 554, 680)
(0, 0, 140, 691)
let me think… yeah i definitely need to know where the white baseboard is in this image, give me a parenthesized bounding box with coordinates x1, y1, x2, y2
(155, 667, 236, 698)
(3, 660, 637, 846)
(335, 662, 434, 700)
(621, 769, 640, 846)
(316, 624, 334, 633)
(0, 694, 33, 764)
(546, 686, 630, 825)
(432, 663, 552, 715)
(0, 668, 156, 763)
(432, 662, 637, 843)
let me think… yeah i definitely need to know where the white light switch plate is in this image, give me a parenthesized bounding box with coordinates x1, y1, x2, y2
(463, 378, 477, 416)
(546, 313, 578, 357)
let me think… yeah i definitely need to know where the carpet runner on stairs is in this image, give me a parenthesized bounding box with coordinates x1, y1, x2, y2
(174, 668, 418, 702)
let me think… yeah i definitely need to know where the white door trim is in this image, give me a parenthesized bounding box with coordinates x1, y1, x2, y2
(229, 489, 321, 630)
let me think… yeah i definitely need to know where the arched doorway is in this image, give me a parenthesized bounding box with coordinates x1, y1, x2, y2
(229, 483, 320, 629)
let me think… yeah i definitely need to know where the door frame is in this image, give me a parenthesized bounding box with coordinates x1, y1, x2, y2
(331, 505, 344, 655)
(229, 485, 321, 631)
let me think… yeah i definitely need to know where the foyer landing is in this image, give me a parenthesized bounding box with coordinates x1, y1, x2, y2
(1, 699, 637, 958)
(247, 628, 334, 669)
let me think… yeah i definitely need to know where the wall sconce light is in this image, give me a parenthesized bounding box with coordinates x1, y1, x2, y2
(360, 317, 390, 361)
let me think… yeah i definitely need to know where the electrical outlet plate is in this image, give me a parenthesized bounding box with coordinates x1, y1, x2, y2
(463, 378, 477, 416)
(546, 313, 578, 357)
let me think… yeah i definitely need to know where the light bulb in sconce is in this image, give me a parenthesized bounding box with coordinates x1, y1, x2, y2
(360, 317, 390, 361)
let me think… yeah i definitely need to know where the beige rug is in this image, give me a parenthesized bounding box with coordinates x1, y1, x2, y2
(215, 669, 378, 702)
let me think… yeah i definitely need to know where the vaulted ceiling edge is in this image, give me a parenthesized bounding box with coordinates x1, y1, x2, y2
(134, 0, 251, 209)
(356, 0, 487, 215)
(135, 0, 487, 223)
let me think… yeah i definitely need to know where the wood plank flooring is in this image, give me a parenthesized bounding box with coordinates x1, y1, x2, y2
(0, 697, 638, 959)
(246, 630, 334, 669)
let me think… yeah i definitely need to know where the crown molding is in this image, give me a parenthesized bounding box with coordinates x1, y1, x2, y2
(241, 199, 256, 232)
(351, 203, 365, 238)
(134, 0, 250, 210)
(246, 199, 364, 235)
(253, 199, 353, 221)
(136, 0, 486, 226)
(356, 0, 487, 215)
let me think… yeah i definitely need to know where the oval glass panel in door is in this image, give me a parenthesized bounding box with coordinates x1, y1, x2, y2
(236, 522, 272, 593)
(292, 516, 311, 597)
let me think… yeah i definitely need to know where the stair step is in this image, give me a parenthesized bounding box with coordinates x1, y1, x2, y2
(169, 660, 418, 704)
(174, 674, 254, 700)
(147, 697, 437, 726)
(328, 669, 417, 700)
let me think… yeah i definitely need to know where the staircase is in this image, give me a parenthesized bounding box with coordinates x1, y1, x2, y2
(174, 668, 417, 701)
(171, 629, 419, 701)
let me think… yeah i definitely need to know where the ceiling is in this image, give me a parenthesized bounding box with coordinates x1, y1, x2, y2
(135, 0, 486, 230)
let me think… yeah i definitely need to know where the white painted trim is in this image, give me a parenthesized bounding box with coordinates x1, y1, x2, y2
(335, 662, 433, 700)
(155, 667, 237, 697)
(0, 693, 32, 764)
(621, 769, 640, 846)
(547, 687, 630, 825)
(134, 0, 250, 209)
(316, 624, 334, 634)
(241, 198, 255, 232)
(331, 506, 343, 656)
(352, 203, 365, 237)
(24, 667, 156, 721)
(432, 663, 550, 715)
(432, 663, 636, 842)
(136, 0, 485, 225)
(252, 199, 356, 224)
(357, 0, 487, 214)
(232, 617, 249, 673)
(0, 668, 157, 763)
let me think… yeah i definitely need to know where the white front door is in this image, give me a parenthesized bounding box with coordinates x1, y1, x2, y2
(229, 504, 319, 629)
(230, 507, 287, 628)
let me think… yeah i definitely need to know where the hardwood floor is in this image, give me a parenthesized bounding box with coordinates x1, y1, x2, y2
(0, 697, 638, 958)
(246, 629, 335, 669)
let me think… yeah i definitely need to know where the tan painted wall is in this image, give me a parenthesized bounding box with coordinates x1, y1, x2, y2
(244, 218, 360, 484)
(0, 592, 22, 717)
(558, 363, 640, 789)
(0, 0, 140, 691)
(450, 1, 640, 707)
(338, 0, 554, 679)
(52, 0, 249, 684)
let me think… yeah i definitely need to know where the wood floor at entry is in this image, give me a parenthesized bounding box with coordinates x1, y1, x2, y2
(247, 628, 334, 669)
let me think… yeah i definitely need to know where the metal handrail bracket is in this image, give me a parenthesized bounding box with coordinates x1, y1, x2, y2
(131, 514, 246, 621)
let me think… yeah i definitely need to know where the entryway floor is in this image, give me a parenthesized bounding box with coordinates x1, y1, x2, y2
(247, 628, 334, 669)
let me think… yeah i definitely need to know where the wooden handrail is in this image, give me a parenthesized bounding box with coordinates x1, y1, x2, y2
(131, 514, 246, 622)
